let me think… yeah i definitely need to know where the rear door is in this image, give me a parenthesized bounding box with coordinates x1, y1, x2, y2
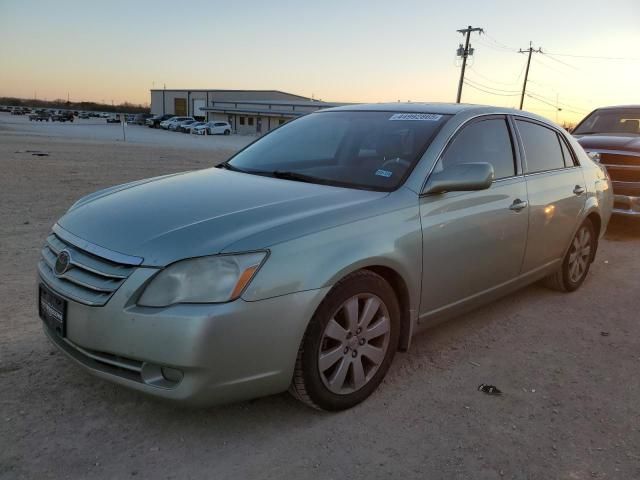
(514, 118, 586, 273)
(419, 115, 529, 316)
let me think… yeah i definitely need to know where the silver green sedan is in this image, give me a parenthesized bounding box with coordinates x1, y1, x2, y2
(38, 103, 613, 410)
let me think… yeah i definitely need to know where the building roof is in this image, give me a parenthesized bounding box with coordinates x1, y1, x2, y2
(209, 99, 346, 108)
(202, 99, 347, 117)
(150, 89, 311, 101)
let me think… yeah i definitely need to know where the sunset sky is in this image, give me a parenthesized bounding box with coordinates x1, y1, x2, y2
(1, 0, 638, 124)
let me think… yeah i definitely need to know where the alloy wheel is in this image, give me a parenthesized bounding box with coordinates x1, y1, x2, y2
(568, 225, 592, 283)
(318, 294, 391, 395)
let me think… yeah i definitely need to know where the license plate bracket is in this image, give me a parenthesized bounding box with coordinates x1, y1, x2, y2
(39, 283, 66, 337)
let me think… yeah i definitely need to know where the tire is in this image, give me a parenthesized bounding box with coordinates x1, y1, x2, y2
(544, 218, 596, 292)
(224, 129, 230, 135)
(290, 270, 400, 411)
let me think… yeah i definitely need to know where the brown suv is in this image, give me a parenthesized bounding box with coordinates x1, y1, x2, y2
(574, 105, 640, 216)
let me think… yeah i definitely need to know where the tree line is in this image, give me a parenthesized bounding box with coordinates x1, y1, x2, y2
(0, 97, 150, 114)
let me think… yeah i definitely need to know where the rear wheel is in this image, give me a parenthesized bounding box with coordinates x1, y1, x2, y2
(545, 218, 596, 292)
(290, 270, 400, 411)
(224, 129, 230, 135)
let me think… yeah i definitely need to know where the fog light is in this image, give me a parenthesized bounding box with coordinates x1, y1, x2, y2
(141, 363, 183, 388)
(161, 367, 184, 383)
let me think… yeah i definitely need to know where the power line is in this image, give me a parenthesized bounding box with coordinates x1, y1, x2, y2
(468, 63, 526, 86)
(483, 32, 518, 52)
(527, 90, 588, 113)
(464, 77, 521, 94)
(474, 37, 514, 54)
(531, 56, 567, 75)
(463, 81, 520, 97)
(526, 93, 587, 115)
(543, 51, 640, 61)
(542, 53, 581, 71)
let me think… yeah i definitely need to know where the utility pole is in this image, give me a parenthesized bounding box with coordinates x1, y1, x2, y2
(456, 25, 484, 103)
(518, 42, 542, 110)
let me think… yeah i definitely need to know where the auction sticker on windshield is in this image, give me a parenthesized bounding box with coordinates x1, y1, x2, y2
(389, 113, 442, 121)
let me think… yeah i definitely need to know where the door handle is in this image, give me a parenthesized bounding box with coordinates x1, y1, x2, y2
(573, 185, 585, 195)
(509, 199, 528, 212)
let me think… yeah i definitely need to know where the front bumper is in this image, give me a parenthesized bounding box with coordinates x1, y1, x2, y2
(612, 192, 640, 216)
(40, 266, 330, 406)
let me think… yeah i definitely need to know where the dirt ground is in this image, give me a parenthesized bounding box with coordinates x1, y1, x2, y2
(1, 115, 639, 480)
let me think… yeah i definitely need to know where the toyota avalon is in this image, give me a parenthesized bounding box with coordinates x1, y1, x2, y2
(38, 103, 613, 410)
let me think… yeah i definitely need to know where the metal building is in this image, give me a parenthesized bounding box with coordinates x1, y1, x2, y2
(150, 89, 343, 134)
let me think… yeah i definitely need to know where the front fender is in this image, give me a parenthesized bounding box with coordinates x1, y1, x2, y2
(240, 199, 423, 318)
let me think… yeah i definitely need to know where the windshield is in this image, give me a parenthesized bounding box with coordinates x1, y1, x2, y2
(227, 111, 449, 191)
(574, 109, 640, 135)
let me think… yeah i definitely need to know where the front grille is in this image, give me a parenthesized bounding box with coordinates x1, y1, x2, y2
(600, 153, 640, 167)
(44, 324, 144, 382)
(600, 153, 640, 183)
(38, 232, 135, 306)
(605, 166, 640, 183)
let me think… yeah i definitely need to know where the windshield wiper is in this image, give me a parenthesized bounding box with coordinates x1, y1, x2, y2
(270, 170, 324, 184)
(216, 162, 249, 173)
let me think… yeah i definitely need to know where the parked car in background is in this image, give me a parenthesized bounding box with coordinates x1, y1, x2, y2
(78, 112, 91, 119)
(51, 111, 74, 122)
(191, 122, 210, 135)
(132, 113, 153, 125)
(185, 121, 206, 134)
(209, 121, 232, 135)
(159, 116, 180, 130)
(193, 121, 232, 135)
(106, 114, 121, 124)
(168, 117, 195, 131)
(147, 114, 173, 128)
(11, 108, 25, 115)
(29, 110, 51, 122)
(37, 103, 612, 411)
(573, 105, 640, 216)
(175, 119, 197, 133)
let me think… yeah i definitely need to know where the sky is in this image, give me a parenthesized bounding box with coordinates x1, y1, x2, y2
(1, 0, 639, 124)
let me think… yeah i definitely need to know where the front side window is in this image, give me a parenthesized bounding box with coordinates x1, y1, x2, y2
(516, 120, 565, 173)
(227, 111, 450, 191)
(437, 117, 516, 180)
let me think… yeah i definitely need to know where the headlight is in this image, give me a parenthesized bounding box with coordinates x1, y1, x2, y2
(138, 252, 267, 307)
(587, 151, 601, 162)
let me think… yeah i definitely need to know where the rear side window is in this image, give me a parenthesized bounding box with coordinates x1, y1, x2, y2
(559, 137, 576, 167)
(516, 120, 565, 173)
(439, 118, 516, 180)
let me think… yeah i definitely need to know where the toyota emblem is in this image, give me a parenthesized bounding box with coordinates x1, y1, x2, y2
(54, 250, 72, 276)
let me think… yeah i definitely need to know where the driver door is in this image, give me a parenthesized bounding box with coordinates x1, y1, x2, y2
(418, 116, 529, 321)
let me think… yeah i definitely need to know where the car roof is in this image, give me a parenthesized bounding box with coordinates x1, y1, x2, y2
(319, 102, 552, 123)
(591, 105, 640, 111)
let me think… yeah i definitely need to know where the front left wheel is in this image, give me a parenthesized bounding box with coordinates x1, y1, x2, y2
(289, 270, 400, 411)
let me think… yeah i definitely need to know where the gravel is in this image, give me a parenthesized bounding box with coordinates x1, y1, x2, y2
(1, 114, 639, 480)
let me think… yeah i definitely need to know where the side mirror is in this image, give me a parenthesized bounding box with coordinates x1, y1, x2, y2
(423, 162, 495, 195)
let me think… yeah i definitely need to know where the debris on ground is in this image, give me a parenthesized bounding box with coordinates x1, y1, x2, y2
(478, 384, 502, 395)
(15, 150, 50, 156)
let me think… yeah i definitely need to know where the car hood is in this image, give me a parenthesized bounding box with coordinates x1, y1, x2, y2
(574, 134, 640, 153)
(58, 168, 387, 266)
